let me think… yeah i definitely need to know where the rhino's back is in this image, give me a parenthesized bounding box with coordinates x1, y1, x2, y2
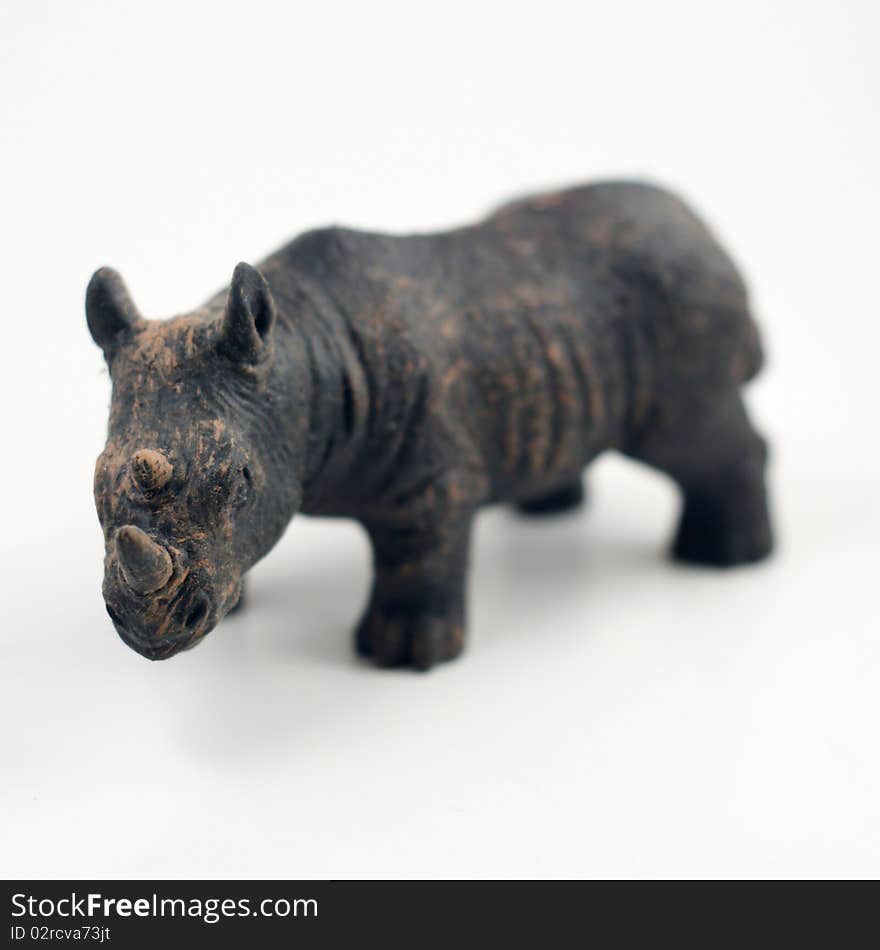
(485, 181, 763, 387)
(261, 183, 763, 500)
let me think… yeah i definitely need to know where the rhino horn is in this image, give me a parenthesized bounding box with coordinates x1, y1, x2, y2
(131, 449, 173, 491)
(115, 525, 173, 594)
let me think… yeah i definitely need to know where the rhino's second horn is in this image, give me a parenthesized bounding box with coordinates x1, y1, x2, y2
(130, 449, 173, 491)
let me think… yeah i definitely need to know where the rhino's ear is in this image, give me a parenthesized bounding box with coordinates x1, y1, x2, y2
(86, 267, 142, 353)
(219, 262, 276, 362)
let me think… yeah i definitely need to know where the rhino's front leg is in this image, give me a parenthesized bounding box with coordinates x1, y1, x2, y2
(356, 508, 475, 671)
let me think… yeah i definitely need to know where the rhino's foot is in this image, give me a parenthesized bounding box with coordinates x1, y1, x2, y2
(672, 482, 773, 567)
(358, 501, 475, 670)
(355, 606, 465, 671)
(624, 390, 774, 569)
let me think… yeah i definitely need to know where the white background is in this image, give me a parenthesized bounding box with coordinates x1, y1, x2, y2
(1, 0, 878, 878)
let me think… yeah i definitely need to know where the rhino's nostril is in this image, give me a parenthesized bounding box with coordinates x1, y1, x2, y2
(184, 593, 211, 632)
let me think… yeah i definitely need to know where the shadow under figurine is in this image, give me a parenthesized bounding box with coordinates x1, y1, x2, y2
(88, 181, 773, 669)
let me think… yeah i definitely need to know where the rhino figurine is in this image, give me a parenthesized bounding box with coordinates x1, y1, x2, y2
(88, 181, 773, 669)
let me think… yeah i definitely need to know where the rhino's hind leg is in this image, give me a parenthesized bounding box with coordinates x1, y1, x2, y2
(672, 460, 773, 566)
(356, 508, 475, 671)
(627, 391, 773, 567)
(515, 478, 586, 516)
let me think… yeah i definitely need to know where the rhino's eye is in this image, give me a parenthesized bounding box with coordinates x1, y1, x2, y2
(231, 465, 253, 509)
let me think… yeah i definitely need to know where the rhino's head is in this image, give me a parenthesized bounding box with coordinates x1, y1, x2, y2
(87, 263, 304, 659)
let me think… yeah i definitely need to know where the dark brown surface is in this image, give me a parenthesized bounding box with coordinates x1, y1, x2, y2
(88, 180, 773, 669)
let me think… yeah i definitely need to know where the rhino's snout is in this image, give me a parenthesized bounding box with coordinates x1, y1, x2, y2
(105, 585, 217, 661)
(115, 525, 173, 595)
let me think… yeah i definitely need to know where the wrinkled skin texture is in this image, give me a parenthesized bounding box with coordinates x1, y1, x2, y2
(89, 181, 773, 668)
